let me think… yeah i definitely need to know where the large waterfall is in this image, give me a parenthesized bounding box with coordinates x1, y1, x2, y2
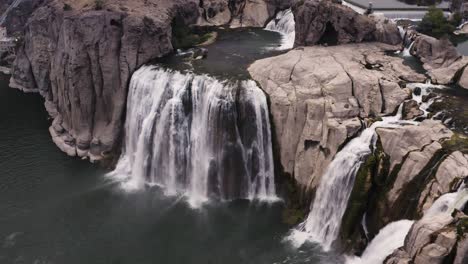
(265, 9, 295, 50)
(109, 66, 277, 207)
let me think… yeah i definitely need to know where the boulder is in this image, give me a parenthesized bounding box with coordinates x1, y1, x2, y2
(402, 100, 424, 120)
(385, 213, 467, 264)
(292, 0, 401, 47)
(418, 151, 468, 213)
(10, 0, 200, 160)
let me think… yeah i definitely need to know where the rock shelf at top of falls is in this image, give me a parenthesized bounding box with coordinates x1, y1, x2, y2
(109, 65, 278, 208)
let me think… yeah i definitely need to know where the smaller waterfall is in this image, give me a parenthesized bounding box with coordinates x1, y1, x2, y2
(347, 184, 468, 264)
(265, 9, 295, 50)
(407, 81, 447, 117)
(286, 106, 406, 251)
(345, 220, 414, 264)
(401, 41, 414, 57)
(109, 66, 277, 207)
(424, 184, 468, 218)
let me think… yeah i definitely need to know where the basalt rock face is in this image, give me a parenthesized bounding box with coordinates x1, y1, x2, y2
(197, 0, 293, 27)
(10, 0, 199, 161)
(385, 212, 468, 264)
(248, 43, 421, 190)
(1, 0, 46, 35)
(292, 0, 402, 47)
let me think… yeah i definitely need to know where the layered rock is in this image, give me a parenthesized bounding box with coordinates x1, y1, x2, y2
(10, 0, 199, 161)
(248, 43, 421, 190)
(292, 0, 402, 47)
(370, 121, 453, 226)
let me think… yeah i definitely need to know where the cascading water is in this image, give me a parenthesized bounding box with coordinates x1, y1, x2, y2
(345, 220, 414, 264)
(109, 65, 277, 207)
(265, 9, 295, 50)
(347, 184, 468, 264)
(287, 106, 407, 251)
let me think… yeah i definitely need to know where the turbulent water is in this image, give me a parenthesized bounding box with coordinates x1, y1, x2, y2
(345, 220, 414, 264)
(287, 107, 406, 251)
(265, 9, 295, 50)
(110, 66, 277, 207)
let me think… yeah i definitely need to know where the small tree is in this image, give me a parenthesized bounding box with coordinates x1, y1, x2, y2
(418, 6, 455, 37)
(95, 0, 104, 10)
(63, 3, 72, 11)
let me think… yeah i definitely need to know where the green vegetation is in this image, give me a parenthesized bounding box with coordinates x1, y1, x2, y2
(171, 19, 213, 49)
(63, 3, 72, 11)
(281, 178, 308, 226)
(95, 0, 104, 10)
(442, 133, 468, 153)
(418, 6, 460, 38)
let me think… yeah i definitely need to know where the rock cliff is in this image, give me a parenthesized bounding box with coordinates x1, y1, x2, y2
(292, 0, 401, 47)
(197, 0, 293, 27)
(248, 43, 423, 190)
(10, 0, 199, 161)
(9, 0, 291, 161)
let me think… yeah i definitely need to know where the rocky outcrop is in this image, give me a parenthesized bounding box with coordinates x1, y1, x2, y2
(248, 43, 421, 190)
(385, 212, 468, 264)
(408, 32, 468, 88)
(292, 0, 401, 47)
(402, 100, 424, 120)
(10, 0, 199, 161)
(363, 121, 454, 233)
(418, 151, 468, 213)
(1, 0, 45, 35)
(197, 0, 293, 27)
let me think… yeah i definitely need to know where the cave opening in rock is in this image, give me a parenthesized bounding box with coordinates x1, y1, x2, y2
(318, 22, 339, 46)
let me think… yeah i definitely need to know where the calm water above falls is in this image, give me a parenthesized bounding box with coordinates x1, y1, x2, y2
(0, 27, 342, 263)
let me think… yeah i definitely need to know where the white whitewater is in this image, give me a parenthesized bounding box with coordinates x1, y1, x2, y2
(407, 81, 447, 117)
(402, 41, 414, 57)
(109, 65, 277, 207)
(287, 106, 406, 251)
(265, 9, 295, 50)
(346, 184, 468, 264)
(345, 220, 414, 264)
(424, 184, 468, 218)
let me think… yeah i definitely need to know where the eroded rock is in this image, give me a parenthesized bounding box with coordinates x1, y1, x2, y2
(249, 43, 419, 190)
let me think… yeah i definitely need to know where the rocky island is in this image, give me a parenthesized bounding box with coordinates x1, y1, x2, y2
(0, 0, 466, 263)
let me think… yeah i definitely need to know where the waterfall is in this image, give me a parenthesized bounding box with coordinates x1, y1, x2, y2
(109, 65, 277, 207)
(265, 9, 295, 50)
(347, 184, 468, 264)
(345, 220, 414, 264)
(401, 41, 414, 57)
(286, 106, 406, 251)
(424, 184, 468, 218)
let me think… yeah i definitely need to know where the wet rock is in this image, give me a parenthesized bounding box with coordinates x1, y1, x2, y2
(402, 100, 424, 120)
(417, 151, 468, 213)
(413, 87, 422, 96)
(422, 92, 437, 103)
(385, 213, 467, 264)
(248, 43, 421, 190)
